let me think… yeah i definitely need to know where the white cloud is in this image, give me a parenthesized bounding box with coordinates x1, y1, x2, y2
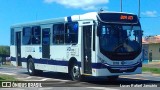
(44, 0, 109, 10)
(142, 10, 157, 17)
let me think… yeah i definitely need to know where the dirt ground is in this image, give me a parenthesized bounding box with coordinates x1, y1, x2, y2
(143, 62, 160, 68)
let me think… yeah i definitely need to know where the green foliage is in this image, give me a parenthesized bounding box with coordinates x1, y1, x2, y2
(142, 67, 160, 74)
(0, 46, 10, 55)
(0, 75, 17, 81)
(0, 75, 17, 87)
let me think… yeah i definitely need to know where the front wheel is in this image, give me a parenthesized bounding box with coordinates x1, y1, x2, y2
(70, 62, 81, 81)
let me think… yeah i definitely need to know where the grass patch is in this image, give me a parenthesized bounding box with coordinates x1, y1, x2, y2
(0, 75, 17, 81)
(0, 62, 12, 67)
(1, 64, 12, 67)
(0, 75, 18, 87)
(142, 67, 160, 74)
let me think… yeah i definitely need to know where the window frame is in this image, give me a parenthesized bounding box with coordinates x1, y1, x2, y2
(32, 26, 41, 45)
(64, 22, 78, 45)
(52, 23, 65, 45)
(22, 27, 32, 45)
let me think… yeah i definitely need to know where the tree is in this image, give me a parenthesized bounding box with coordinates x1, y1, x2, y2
(0, 46, 10, 55)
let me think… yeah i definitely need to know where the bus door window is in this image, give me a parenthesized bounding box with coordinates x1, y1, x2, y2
(42, 29, 50, 45)
(11, 28, 15, 45)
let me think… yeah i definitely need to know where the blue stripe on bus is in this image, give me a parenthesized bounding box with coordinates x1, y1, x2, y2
(10, 57, 141, 69)
(11, 57, 17, 61)
(11, 57, 80, 67)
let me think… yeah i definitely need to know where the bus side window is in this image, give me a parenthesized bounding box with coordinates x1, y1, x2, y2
(65, 22, 78, 44)
(22, 27, 32, 45)
(11, 28, 14, 45)
(32, 26, 41, 44)
(53, 24, 64, 45)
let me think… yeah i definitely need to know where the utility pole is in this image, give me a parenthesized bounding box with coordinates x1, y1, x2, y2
(120, 0, 122, 12)
(138, 0, 141, 18)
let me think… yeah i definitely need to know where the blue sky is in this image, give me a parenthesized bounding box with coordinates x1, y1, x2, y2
(0, 0, 159, 45)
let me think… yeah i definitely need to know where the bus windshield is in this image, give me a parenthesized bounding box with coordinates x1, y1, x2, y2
(99, 24, 142, 53)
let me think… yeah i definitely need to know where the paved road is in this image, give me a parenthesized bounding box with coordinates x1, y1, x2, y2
(0, 66, 160, 90)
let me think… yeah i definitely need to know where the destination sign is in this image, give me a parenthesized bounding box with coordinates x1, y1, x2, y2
(98, 13, 138, 24)
(120, 15, 133, 20)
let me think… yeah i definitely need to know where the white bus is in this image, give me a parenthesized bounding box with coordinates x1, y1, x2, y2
(10, 11, 143, 80)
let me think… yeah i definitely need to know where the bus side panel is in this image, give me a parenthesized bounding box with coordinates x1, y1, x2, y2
(50, 45, 81, 73)
(50, 45, 69, 72)
(21, 45, 42, 69)
(10, 45, 17, 66)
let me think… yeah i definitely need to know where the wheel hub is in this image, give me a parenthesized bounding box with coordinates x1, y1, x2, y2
(29, 62, 33, 73)
(72, 65, 79, 78)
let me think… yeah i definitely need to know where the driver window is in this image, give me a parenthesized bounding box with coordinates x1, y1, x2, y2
(134, 30, 142, 43)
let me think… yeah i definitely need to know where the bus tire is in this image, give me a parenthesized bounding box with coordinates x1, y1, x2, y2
(70, 62, 81, 81)
(27, 58, 36, 76)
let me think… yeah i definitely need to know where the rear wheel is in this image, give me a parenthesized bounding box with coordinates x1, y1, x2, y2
(70, 62, 81, 81)
(27, 58, 36, 76)
(27, 58, 43, 76)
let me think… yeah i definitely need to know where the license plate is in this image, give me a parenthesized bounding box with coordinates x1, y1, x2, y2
(120, 68, 128, 71)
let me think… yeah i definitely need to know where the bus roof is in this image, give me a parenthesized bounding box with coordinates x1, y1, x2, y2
(11, 11, 137, 28)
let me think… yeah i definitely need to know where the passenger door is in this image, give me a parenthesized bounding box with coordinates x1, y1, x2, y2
(42, 28, 50, 59)
(16, 31, 22, 66)
(83, 25, 92, 74)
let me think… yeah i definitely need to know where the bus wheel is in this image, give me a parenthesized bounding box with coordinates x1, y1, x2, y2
(70, 62, 81, 81)
(27, 58, 36, 76)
